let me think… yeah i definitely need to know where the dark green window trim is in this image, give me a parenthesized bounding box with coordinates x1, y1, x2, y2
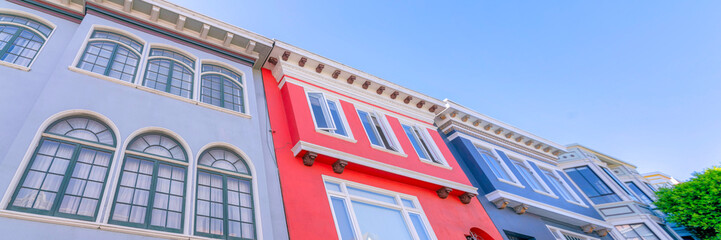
(194, 169, 256, 240)
(126, 133, 188, 162)
(44, 116, 117, 147)
(0, 23, 46, 67)
(7, 137, 114, 222)
(108, 154, 187, 233)
(200, 73, 245, 113)
(76, 39, 141, 82)
(142, 54, 195, 99)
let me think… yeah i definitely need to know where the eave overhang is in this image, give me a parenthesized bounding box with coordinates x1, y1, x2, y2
(437, 99, 567, 161)
(263, 41, 445, 124)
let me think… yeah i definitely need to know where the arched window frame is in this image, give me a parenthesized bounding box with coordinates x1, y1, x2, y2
(7, 115, 117, 222)
(199, 62, 247, 113)
(194, 146, 257, 240)
(0, 10, 55, 69)
(142, 46, 197, 99)
(108, 132, 189, 233)
(75, 27, 144, 82)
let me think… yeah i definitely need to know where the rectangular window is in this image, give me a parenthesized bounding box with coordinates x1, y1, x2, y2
(510, 159, 548, 193)
(564, 166, 621, 204)
(402, 124, 441, 164)
(601, 167, 639, 202)
(615, 223, 660, 240)
(357, 110, 397, 151)
(625, 181, 654, 205)
(307, 92, 348, 137)
(541, 168, 580, 203)
(324, 178, 434, 240)
(474, 146, 515, 183)
(547, 226, 599, 240)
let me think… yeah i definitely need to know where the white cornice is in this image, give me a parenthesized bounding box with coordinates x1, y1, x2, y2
(567, 144, 637, 169)
(277, 62, 437, 124)
(290, 141, 478, 193)
(265, 41, 445, 117)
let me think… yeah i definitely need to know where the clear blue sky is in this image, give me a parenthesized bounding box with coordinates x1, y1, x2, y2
(174, 0, 721, 180)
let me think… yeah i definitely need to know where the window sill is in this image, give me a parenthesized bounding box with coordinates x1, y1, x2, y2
(533, 189, 559, 199)
(0, 61, 30, 71)
(68, 66, 251, 119)
(419, 159, 452, 170)
(566, 200, 589, 208)
(370, 144, 408, 158)
(315, 128, 357, 143)
(0, 210, 216, 240)
(498, 178, 526, 189)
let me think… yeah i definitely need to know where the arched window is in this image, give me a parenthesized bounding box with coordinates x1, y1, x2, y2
(109, 133, 187, 233)
(195, 147, 255, 239)
(143, 48, 195, 98)
(200, 64, 245, 113)
(0, 13, 53, 67)
(77, 30, 142, 82)
(9, 116, 116, 221)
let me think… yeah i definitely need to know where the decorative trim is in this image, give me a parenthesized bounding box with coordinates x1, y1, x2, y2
(332, 160, 348, 174)
(484, 190, 613, 228)
(436, 187, 452, 199)
(0, 210, 216, 240)
(444, 126, 557, 164)
(0, 60, 31, 71)
(68, 66, 252, 119)
(290, 141, 477, 193)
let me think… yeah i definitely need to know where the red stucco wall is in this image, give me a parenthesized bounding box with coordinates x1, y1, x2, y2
(263, 69, 502, 240)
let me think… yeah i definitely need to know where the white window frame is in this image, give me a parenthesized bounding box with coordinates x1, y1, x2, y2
(547, 225, 599, 240)
(399, 122, 448, 168)
(538, 166, 586, 206)
(472, 142, 522, 188)
(356, 108, 403, 154)
(304, 90, 355, 141)
(322, 176, 437, 240)
(507, 157, 554, 197)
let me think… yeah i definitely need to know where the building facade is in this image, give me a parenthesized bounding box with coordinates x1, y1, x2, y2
(0, 0, 289, 239)
(559, 145, 684, 240)
(260, 42, 502, 240)
(436, 101, 621, 240)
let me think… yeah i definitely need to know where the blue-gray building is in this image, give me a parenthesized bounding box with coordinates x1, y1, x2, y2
(559, 145, 689, 240)
(0, 0, 288, 239)
(436, 100, 620, 240)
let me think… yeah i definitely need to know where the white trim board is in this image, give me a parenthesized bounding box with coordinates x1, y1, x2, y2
(290, 141, 477, 193)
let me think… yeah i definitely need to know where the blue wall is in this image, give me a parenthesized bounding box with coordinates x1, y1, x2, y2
(0, 2, 287, 239)
(441, 130, 611, 240)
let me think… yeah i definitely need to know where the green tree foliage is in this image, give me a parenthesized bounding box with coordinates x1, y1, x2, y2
(655, 167, 721, 239)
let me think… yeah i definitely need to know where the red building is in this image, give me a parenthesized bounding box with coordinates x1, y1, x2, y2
(261, 42, 502, 240)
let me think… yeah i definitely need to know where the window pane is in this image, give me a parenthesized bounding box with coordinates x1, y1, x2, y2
(565, 166, 622, 204)
(358, 110, 381, 146)
(476, 147, 511, 181)
(111, 157, 154, 224)
(602, 168, 638, 202)
(150, 164, 185, 229)
(409, 213, 431, 240)
(370, 115, 394, 150)
(308, 93, 332, 129)
(403, 125, 429, 160)
(351, 201, 413, 240)
(347, 187, 396, 204)
(330, 197, 356, 240)
(626, 182, 654, 205)
(327, 101, 347, 136)
(512, 161, 545, 192)
(12, 140, 75, 211)
(325, 182, 342, 192)
(542, 170, 575, 202)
